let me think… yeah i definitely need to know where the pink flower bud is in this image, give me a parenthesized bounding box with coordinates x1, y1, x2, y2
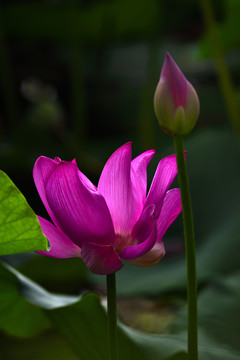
(154, 53, 200, 136)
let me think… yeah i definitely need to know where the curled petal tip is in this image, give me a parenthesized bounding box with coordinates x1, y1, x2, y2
(121, 141, 132, 150)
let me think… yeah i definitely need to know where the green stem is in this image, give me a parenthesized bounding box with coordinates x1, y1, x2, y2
(107, 273, 118, 360)
(174, 135, 198, 360)
(200, 0, 240, 137)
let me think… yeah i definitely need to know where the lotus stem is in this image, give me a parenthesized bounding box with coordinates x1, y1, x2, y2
(107, 272, 118, 360)
(174, 135, 198, 360)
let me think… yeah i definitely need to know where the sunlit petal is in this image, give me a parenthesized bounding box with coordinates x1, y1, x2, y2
(36, 216, 81, 258)
(98, 143, 141, 235)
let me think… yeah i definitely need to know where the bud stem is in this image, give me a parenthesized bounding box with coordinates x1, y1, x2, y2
(173, 135, 198, 360)
(107, 272, 118, 360)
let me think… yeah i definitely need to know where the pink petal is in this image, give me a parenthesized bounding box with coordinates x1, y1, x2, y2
(131, 204, 156, 244)
(131, 150, 155, 207)
(45, 161, 115, 247)
(36, 216, 81, 258)
(126, 241, 165, 267)
(81, 242, 123, 275)
(33, 156, 61, 227)
(98, 143, 142, 236)
(157, 188, 182, 241)
(119, 205, 157, 260)
(161, 53, 188, 108)
(145, 154, 178, 218)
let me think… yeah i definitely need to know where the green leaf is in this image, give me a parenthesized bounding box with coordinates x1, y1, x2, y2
(7, 262, 81, 310)
(0, 331, 79, 360)
(198, 273, 240, 353)
(0, 260, 81, 337)
(19, 255, 87, 294)
(170, 274, 240, 359)
(0, 261, 51, 337)
(165, 354, 188, 360)
(122, 326, 187, 359)
(16, 261, 239, 359)
(174, 271, 240, 353)
(0, 261, 147, 359)
(1, 261, 240, 359)
(48, 294, 147, 360)
(0, 171, 48, 255)
(125, 326, 240, 360)
(45, 290, 240, 360)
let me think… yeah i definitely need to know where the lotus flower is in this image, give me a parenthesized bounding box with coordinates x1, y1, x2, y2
(154, 52, 200, 136)
(33, 143, 182, 275)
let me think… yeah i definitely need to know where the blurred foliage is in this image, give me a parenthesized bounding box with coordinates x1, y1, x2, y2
(1, 261, 240, 359)
(1, 0, 240, 359)
(200, 0, 240, 55)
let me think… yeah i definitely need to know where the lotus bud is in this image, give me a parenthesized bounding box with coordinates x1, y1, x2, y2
(154, 53, 200, 136)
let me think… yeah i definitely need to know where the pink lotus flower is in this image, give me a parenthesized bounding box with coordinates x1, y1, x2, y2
(33, 143, 182, 275)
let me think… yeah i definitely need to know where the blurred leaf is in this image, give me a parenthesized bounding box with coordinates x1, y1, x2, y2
(0, 330, 79, 360)
(48, 293, 148, 360)
(0, 261, 51, 337)
(48, 293, 240, 360)
(125, 319, 240, 359)
(0, 262, 147, 359)
(200, 0, 240, 55)
(122, 326, 187, 359)
(1, 261, 240, 359)
(173, 271, 240, 352)
(171, 271, 240, 359)
(0, 260, 81, 337)
(7, 262, 81, 310)
(19, 255, 87, 294)
(165, 354, 188, 360)
(198, 272, 240, 352)
(0, 171, 48, 255)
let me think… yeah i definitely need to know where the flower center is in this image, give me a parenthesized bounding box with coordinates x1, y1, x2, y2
(115, 234, 136, 252)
